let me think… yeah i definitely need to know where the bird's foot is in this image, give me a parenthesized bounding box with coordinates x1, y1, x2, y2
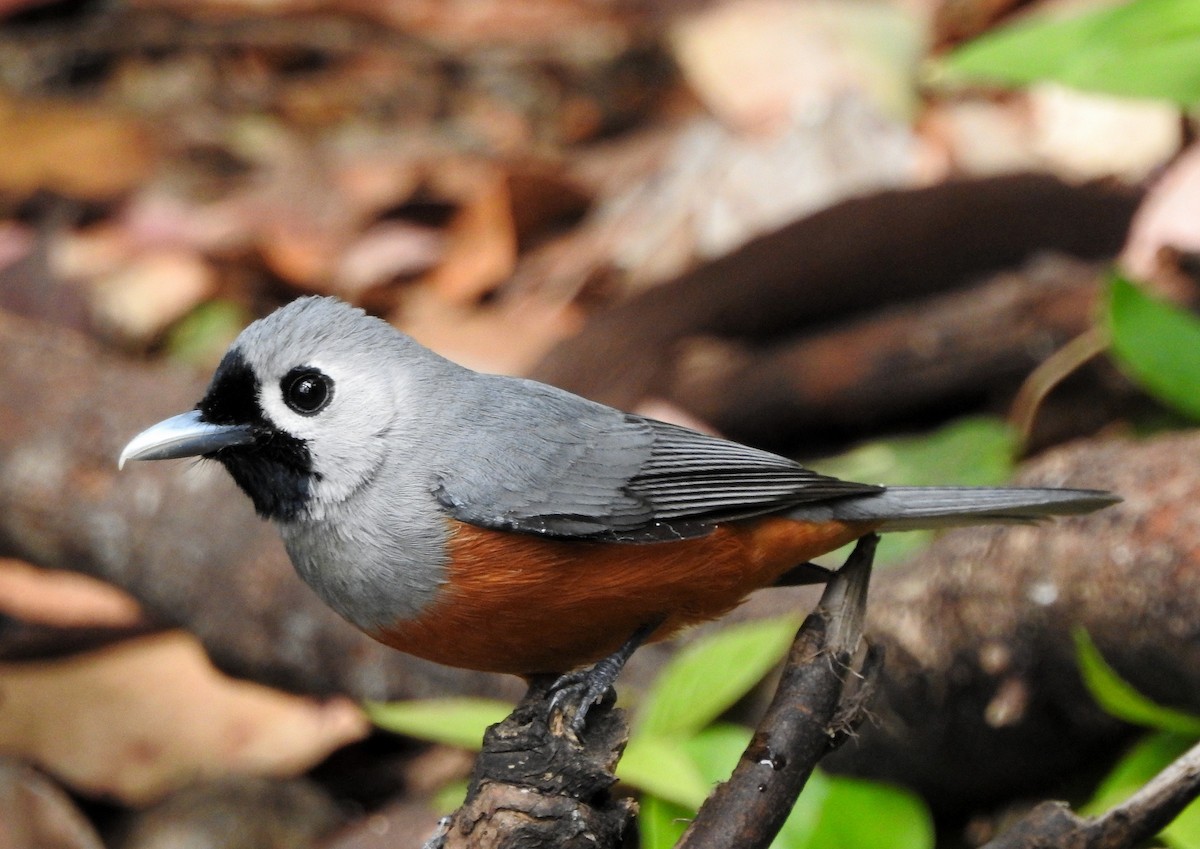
(546, 621, 659, 735)
(547, 658, 623, 735)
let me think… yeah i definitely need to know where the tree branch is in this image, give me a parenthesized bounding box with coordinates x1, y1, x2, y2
(678, 534, 878, 849)
(428, 678, 634, 849)
(981, 738, 1200, 849)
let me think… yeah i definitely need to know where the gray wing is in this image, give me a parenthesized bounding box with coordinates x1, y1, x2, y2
(433, 379, 880, 542)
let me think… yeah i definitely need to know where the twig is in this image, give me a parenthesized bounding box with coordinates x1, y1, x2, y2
(677, 534, 878, 849)
(1009, 323, 1111, 450)
(982, 737, 1200, 849)
(1090, 736, 1200, 844)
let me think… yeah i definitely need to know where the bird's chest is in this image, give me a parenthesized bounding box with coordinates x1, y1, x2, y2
(279, 508, 451, 631)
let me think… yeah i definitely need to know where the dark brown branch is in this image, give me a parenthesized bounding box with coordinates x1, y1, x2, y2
(532, 174, 1140, 417)
(664, 254, 1122, 447)
(1086, 737, 1200, 847)
(429, 679, 634, 849)
(978, 802, 1084, 849)
(980, 738, 1200, 849)
(678, 535, 878, 849)
(0, 618, 162, 662)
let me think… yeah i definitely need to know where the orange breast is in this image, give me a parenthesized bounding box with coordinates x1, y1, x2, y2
(372, 516, 876, 675)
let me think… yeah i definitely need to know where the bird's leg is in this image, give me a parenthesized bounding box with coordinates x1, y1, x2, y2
(547, 620, 661, 734)
(773, 560, 835, 587)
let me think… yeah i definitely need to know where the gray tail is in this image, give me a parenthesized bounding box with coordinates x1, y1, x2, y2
(789, 486, 1119, 531)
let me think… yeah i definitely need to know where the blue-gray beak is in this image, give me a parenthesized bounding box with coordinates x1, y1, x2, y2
(118, 410, 254, 469)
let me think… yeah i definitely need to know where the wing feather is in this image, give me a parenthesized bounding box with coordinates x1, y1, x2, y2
(434, 380, 878, 542)
(620, 419, 880, 528)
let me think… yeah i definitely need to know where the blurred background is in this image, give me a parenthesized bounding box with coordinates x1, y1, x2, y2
(0, 0, 1198, 846)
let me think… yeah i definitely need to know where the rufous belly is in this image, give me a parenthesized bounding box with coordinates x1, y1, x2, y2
(371, 516, 876, 676)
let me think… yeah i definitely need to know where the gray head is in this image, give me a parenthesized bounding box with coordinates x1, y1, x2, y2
(120, 296, 457, 522)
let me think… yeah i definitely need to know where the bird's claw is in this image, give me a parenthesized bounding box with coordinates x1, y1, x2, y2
(541, 620, 658, 735)
(547, 666, 618, 735)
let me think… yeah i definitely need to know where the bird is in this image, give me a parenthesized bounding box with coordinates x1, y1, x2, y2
(120, 296, 1117, 717)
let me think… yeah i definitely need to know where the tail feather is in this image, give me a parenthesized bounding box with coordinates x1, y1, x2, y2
(788, 486, 1119, 531)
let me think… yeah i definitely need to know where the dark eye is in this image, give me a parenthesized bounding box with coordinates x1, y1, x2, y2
(282, 367, 334, 416)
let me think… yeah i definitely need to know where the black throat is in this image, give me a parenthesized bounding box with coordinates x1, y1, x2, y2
(197, 348, 317, 522)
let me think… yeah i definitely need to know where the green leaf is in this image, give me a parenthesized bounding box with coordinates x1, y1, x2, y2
(631, 728, 929, 849)
(165, 300, 252, 367)
(1108, 275, 1200, 422)
(637, 617, 800, 738)
(797, 776, 934, 849)
(363, 698, 512, 750)
(684, 724, 754, 783)
(639, 795, 694, 849)
(619, 735, 714, 809)
(774, 769, 833, 849)
(1075, 629, 1200, 734)
(812, 416, 1016, 487)
(632, 727, 833, 849)
(1166, 777, 1200, 849)
(938, 0, 1200, 105)
(629, 727, 750, 847)
(433, 779, 470, 814)
(811, 417, 1017, 565)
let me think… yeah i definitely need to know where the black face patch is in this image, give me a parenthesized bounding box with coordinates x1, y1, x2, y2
(198, 349, 260, 425)
(195, 348, 319, 522)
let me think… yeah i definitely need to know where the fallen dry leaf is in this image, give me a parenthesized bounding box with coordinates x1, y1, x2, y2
(0, 559, 143, 629)
(1122, 142, 1200, 283)
(420, 168, 518, 304)
(50, 222, 138, 284)
(923, 86, 1181, 182)
(595, 107, 920, 288)
(239, 141, 361, 289)
(669, 0, 924, 132)
(259, 212, 349, 290)
(0, 632, 370, 805)
(86, 248, 217, 346)
(0, 221, 35, 274)
(932, 0, 1026, 45)
(333, 221, 445, 298)
(0, 93, 157, 200)
(394, 284, 583, 375)
(332, 154, 424, 224)
(920, 96, 1040, 176)
(1027, 83, 1181, 182)
(506, 165, 591, 247)
(342, 0, 637, 47)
